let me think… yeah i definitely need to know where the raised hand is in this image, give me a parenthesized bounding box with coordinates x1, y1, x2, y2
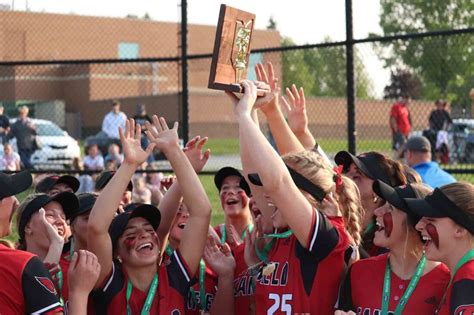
(203, 237, 236, 277)
(68, 250, 101, 296)
(119, 119, 155, 167)
(226, 80, 258, 118)
(159, 175, 176, 193)
(226, 224, 243, 246)
(254, 62, 280, 111)
(145, 116, 180, 153)
(183, 135, 211, 173)
(39, 208, 63, 245)
(281, 84, 308, 135)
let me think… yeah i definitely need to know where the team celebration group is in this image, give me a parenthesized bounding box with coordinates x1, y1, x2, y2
(0, 63, 473, 315)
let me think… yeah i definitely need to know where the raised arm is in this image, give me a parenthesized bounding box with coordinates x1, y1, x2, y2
(145, 116, 211, 276)
(229, 80, 315, 246)
(88, 119, 154, 286)
(156, 136, 210, 253)
(254, 63, 305, 155)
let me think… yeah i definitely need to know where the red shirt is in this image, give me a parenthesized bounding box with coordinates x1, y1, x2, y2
(94, 250, 192, 315)
(340, 253, 450, 314)
(0, 244, 63, 315)
(232, 243, 255, 315)
(437, 260, 474, 315)
(390, 102, 411, 136)
(185, 263, 218, 315)
(255, 210, 349, 315)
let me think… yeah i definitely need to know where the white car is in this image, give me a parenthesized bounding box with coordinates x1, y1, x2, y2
(4, 119, 81, 170)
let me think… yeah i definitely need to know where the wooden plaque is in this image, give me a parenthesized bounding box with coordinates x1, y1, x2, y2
(208, 4, 256, 93)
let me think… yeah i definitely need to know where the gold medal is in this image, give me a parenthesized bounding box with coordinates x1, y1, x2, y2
(262, 262, 276, 276)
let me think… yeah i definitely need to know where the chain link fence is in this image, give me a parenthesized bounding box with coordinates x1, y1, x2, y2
(0, 1, 473, 185)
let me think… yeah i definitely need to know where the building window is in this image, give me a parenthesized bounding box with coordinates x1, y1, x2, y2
(247, 53, 263, 81)
(118, 42, 140, 59)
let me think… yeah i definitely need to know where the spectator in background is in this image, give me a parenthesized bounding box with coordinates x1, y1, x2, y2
(8, 106, 36, 169)
(101, 100, 126, 140)
(133, 104, 154, 163)
(83, 144, 104, 171)
(0, 105, 10, 144)
(132, 176, 152, 204)
(390, 95, 412, 159)
(0, 143, 21, 171)
(104, 143, 123, 168)
(429, 99, 452, 132)
(404, 136, 456, 188)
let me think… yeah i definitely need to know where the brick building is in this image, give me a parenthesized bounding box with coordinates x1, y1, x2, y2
(0, 10, 281, 137)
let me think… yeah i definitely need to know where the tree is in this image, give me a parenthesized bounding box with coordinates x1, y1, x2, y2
(282, 37, 374, 99)
(383, 68, 423, 99)
(267, 16, 277, 30)
(377, 0, 474, 106)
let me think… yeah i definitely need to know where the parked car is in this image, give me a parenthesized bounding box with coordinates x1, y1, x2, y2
(413, 118, 474, 164)
(3, 119, 81, 169)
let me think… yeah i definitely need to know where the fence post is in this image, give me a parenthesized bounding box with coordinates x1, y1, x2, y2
(180, 0, 189, 144)
(345, 0, 356, 154)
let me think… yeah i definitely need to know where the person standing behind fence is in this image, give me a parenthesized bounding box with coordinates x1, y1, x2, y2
(0, 105, 10, 145)
(429, 99, 452, 132)
(8, 106, 37, 170)
(101, 100, 127, 140)
(133, 104, 154, 163)
(390, 95, 412, 159)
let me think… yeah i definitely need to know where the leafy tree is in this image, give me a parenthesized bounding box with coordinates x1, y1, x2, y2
(383, 68, 423, 99)
(378, 0, 474, 106)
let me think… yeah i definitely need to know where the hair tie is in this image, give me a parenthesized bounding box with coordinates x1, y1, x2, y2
(333, 165, 343, 191)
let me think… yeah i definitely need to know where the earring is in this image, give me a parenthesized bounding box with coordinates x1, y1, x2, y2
(373, 196, 379, 204)
(116, 256, 122, 263)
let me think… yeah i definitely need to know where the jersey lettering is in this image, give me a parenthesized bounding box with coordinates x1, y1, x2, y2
(356, 308, 394, 315)
(267, 293, 292, 315)
(257, 262, 289, 287)
(186, 291, 214, 311)
(233, 273, 254, 297)
(455, 304, 474, 315)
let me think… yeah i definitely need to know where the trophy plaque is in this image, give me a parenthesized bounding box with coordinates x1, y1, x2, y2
(208, 5, 256, 93)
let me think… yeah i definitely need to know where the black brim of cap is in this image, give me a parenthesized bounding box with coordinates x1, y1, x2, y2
(56, 175, 80, 193)
(0, 170, 32, 199)
(373, 180, 407, 212)
(335, 151, 373, 179)
(239, 177, 252, 197)
(72, 193, 97, 220)
(404, 198, 445, 218)
(214, 167, 243, 190)
(51, 192, 80, 220)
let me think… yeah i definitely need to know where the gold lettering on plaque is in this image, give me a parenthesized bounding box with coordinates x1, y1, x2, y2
(233, 20, 252, 83)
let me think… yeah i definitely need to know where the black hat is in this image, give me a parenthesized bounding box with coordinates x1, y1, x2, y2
(0, 170, 32, 200)
(335, 151, 393, 186)
(95, 171, 133, 192)
(18, 192, 79, 242)
(214, 167, 244, 191)
(373, 180, 428, 224)
(239, 177, 252, 197)
(108, 203, 161, 249)
(35, 175, 80, 194)
(70, 193, 98, 222)
(248, 165, 326, 202)
(405, 188, 474, 234)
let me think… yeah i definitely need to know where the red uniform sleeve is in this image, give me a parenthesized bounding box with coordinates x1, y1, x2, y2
(390, 104, 399, 118)
(450, 279, 474, 315)
(22, 257, 63, 315)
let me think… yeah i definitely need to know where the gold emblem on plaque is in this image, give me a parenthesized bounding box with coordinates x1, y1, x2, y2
(233, 20, 252, 83)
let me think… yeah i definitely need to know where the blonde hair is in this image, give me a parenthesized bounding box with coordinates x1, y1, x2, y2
(282, 150, 363, 246)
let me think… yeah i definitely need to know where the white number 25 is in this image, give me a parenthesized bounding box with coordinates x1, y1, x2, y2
(267, 293, 292, 315)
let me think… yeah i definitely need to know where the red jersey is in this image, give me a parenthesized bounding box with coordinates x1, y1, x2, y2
(255, 210, 349, 315)
(233, 242, 255, 315)
(437, 260, 474, 315)
(338, 253, 450, 314)
(0, 244, 63, 315)
(94, 250, 192, 315)
(185, 263, 218, 314)
(390, 102, 411, 136)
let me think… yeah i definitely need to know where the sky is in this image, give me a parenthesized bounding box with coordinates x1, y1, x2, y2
(2, 0, 389, 96)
